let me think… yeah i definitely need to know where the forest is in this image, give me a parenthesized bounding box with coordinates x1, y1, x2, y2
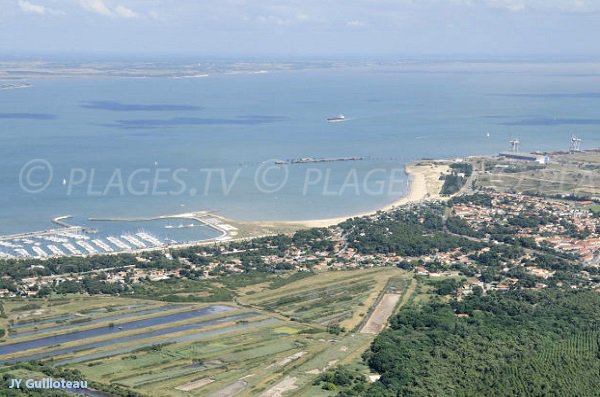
(363, 289, 600, 397)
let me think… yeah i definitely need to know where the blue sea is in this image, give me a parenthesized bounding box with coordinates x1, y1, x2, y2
(2, 62, 600, 237)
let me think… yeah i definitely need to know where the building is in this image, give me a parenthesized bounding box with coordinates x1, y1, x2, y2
(499, 152, 549, 165)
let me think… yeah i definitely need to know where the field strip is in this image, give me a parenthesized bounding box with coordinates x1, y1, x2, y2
(206, 380, 248, 397)
(10, 304, 184, 338)
(242, 269, 391, 303)
(10, 302, 154, 329)
(175, 377, 214, 391)
(253, 280, 375, 307)
(340, 280, 417, 367)
(258, 376, 298, 397)
(0, 312, 261, 364)
(2, 305, 235, 347)
(53, 318, 280, 366)
(120, 346, 293, 389)
(266, 351, 306, 370)
(360, 294, 402, 334)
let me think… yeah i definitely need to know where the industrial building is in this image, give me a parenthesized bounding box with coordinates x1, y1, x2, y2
(499, 152, 549, 164)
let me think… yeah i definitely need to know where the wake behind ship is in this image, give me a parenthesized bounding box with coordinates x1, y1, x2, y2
(327, 114, 346, 123)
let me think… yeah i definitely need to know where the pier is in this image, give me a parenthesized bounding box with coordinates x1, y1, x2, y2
(52, 216, 96, 234)
(0, 226, 81, 242)
(87, 212, 230, 240)
(274, 156, 365, 165)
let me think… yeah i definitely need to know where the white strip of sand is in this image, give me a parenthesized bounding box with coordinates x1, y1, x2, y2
(275, 161, 449, 228)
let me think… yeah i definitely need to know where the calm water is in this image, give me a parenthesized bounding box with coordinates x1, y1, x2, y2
(0, 305, 234, 357)
(2, 63, 600, 235)
(11, 305, 182, 338)
(1, 312, 256, 364)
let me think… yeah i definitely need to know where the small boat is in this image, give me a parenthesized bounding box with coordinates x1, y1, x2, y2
(327, 114, 346, 123)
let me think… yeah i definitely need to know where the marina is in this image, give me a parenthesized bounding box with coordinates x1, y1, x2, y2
(0, 229, 163, 259)
(0, 212, 235, 259)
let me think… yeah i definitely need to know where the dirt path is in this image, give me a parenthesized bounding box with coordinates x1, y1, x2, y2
(206, 380, 247, 397)
(360, 294, 402, 334)
(175, 377, 214, 392)
(340, 278, 417, 366)
(258, 377, 298, 397)
(360, 278, 416, 335)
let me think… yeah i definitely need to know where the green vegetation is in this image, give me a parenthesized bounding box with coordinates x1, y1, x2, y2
(0, 228, 336, 299)
(0, 361, 145, 396)
(2, 179, 600, 397)
(314, 366, 368, 395)
(425, 277, 465, 296)
(440, 174, 465, 195)
(11, 303, 42, 312)
(0, 254, 140, 279)
(476, 152, 600, 198)
(0, 268, 411, 397)
(446, 216, 484, 238)
(440, 163, 472, 195)
(364, 289, 600, 397)
(242, 269, 401, 329)
(449, 162, 473, 177)
(448, 193, 493, 207)
(341, 205, 482, 256)
(131, 278, 234, 302)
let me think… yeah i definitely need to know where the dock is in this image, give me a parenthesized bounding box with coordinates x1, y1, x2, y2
(0, 211, 235, 260)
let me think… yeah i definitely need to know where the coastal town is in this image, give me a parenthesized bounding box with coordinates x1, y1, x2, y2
(4, 2, 600, 394)
(2, 189, 599, 300)
(1, 155, 600, 397)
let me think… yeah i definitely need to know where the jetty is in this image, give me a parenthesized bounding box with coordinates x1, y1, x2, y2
(88, 212, 230, 240)
(274, 156, 364, 165)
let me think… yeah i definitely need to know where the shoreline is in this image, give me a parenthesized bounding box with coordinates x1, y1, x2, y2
(0, 160, 450, 259)
(223, 160, 450, 230)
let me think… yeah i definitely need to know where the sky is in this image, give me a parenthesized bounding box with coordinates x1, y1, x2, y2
(1, 0, 600, 57)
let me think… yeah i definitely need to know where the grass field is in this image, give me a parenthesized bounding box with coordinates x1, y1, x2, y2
(589, 205, 600, 214)
(239, 268, 408, 331)
(476, 153, 600, 197)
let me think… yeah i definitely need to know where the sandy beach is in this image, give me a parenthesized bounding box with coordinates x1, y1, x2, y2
(89, 160, 452, 249)
(221, 161, 451, 233)
(284, 161, 450, 228)
(0, 161, 451, 259)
